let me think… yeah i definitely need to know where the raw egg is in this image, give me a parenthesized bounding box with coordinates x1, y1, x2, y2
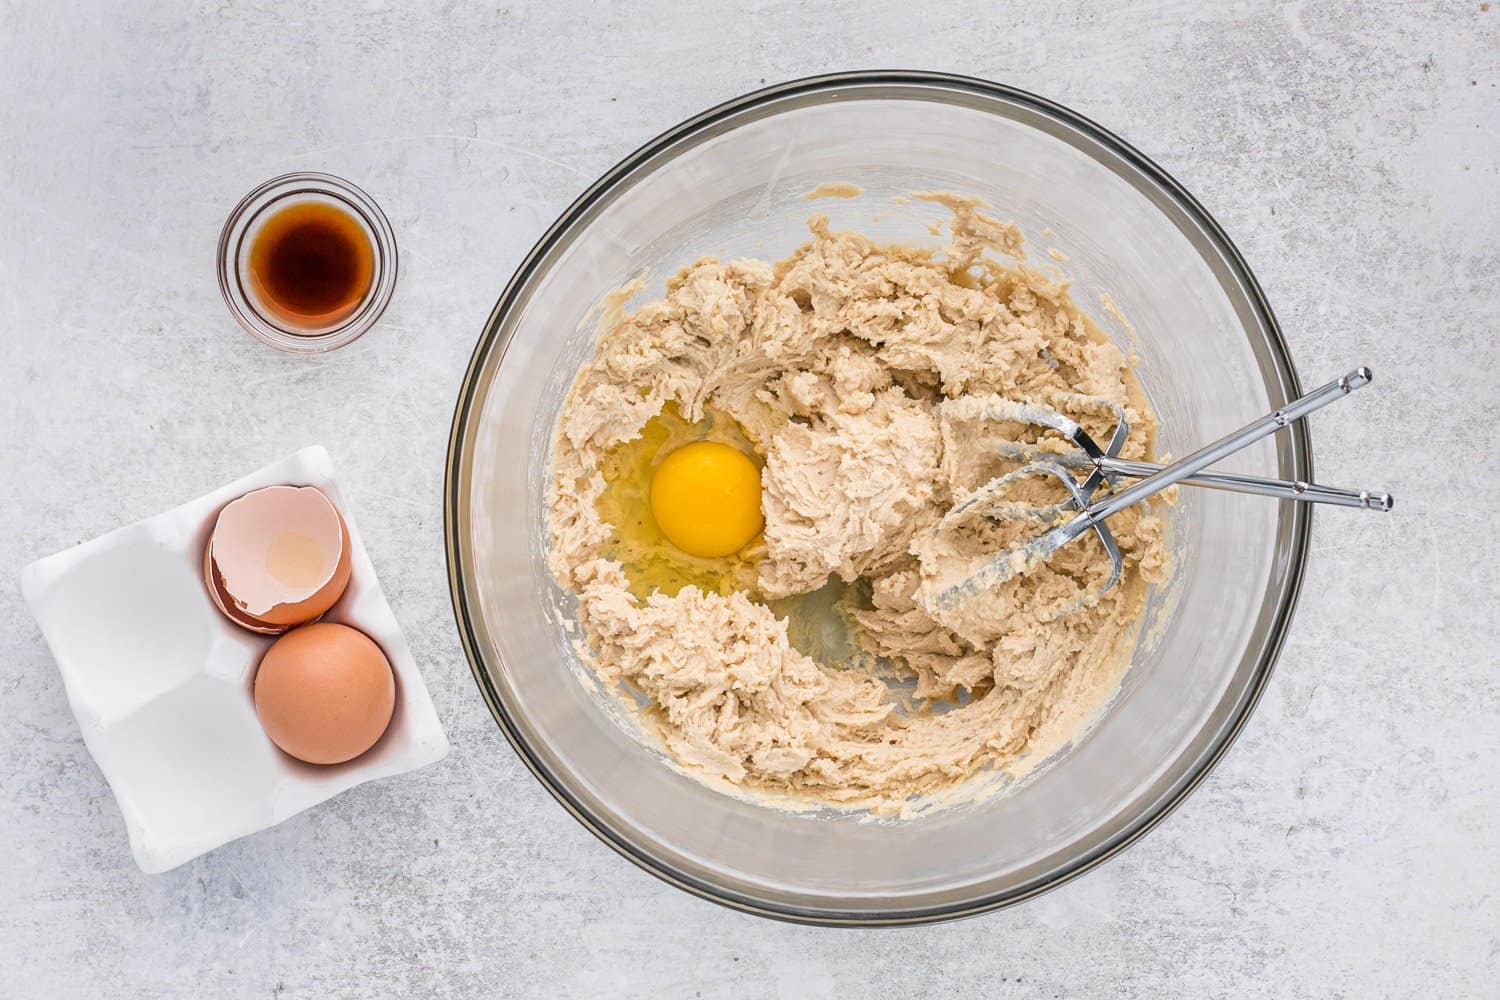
(649, 440, 764, 559)
(595, 404, 763, 599)
(205, 485, 351, 634)
(253, 622, 396, 765)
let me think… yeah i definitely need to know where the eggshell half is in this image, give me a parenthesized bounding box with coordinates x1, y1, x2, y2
(205, 485, 351, 632)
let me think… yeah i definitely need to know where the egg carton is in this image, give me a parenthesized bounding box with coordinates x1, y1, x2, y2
(20, 446, 449, 873)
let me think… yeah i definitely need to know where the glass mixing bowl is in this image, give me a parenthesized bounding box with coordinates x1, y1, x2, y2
(445, 72, 1310, 925)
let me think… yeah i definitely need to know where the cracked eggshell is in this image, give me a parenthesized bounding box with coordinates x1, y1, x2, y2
(205, 485, 352, 632)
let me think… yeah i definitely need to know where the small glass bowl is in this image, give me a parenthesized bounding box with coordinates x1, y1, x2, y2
(217, 172, 398, 354)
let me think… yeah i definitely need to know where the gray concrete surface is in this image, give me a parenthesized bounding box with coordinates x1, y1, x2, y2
(2, 1, 1496, 997)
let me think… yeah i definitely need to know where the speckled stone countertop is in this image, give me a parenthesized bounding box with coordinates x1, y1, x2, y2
(2, 2, 1495, 997)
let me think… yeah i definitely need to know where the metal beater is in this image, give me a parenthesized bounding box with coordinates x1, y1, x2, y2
(930, 367, 1392, 616)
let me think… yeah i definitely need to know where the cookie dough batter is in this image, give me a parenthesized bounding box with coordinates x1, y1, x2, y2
(546, 193, 1168, 809)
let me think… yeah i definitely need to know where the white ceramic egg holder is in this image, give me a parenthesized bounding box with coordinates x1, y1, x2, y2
(21, 446, 449, 873)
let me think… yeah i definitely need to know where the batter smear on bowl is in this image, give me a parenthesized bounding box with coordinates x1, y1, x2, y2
(546, 193, 1168, 811)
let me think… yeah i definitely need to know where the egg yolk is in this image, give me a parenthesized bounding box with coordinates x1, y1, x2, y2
(649, 441, 764, 558)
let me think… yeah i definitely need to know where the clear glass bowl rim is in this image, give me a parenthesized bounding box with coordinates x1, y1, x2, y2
(443, 70, 1311, 926)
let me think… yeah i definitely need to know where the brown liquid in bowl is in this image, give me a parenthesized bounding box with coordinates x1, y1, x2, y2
(248, 201, 374, 329)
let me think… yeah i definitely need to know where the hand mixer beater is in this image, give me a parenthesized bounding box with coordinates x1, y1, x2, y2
(928, 367, 1392, 620)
